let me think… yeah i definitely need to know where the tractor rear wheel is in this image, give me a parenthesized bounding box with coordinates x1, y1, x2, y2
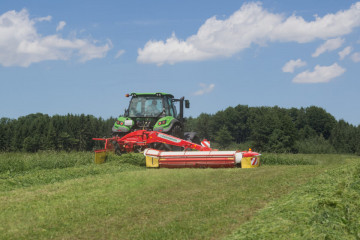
(191, 135, 201, 145)
(150, 125, 184, 151)
(169, 125, 184, 151)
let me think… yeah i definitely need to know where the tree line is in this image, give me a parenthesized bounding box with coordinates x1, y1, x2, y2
(0, 105, 359, 154)
(185, 105, 360, 154)
(0, 113, 115, 152)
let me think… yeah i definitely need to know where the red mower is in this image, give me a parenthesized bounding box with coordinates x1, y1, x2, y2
(93, 92, 260, 168)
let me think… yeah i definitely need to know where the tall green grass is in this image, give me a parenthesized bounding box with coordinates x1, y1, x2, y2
(0, 151, 145, 174)
(0, 152, 145, 191)
(0, 151, 93, 173)
(261, 153, 355, 166)
(261, 153, 316, 165)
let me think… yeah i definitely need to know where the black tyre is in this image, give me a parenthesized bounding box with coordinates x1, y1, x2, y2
(112, 140, 122, 156)
(191, 135, 201, 145)
(168, 125, 184, 151)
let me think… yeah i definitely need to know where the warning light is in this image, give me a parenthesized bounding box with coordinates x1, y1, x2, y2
(249, 148, 252, 152)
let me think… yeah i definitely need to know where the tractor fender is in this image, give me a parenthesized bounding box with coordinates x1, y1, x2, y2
(112, 125, 130, 133)
(112, 116, 133, 133)
(153, 117, 181, 133)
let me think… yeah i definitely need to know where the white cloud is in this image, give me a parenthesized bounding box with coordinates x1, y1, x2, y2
(138, 33, 211, 66)
(312, 38, 344, 57)
(0, 9, 111, 67)
(193, 83, 215, 96)
(351, 52, 360, 62)
(78, 40, 112, 62)
(138, 2, 360, 65)
(34, 15, 52, 22)
(292, 63, 346, 83)
(282, 59, 307, 73)
(56, 21, 66, 31)
(338, 46, 353, 60)
(115, 49, 125, 59)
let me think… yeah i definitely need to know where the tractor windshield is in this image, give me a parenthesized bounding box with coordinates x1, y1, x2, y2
(128, 96, 163, 117)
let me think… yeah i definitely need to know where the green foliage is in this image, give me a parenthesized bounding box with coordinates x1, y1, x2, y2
(106, 152, 146, 166)
(186, 105, 358, 154)
(23, 135, 41, 152)
(295, 135, 336, 154)
(0, 152, 145, 191)
(214, 126, 234, 148)
(0, 151, 93, 174)
(0, 152, 146, 175)
(305, 106, 336, 139)
(330, 119, 359, 154)
(261, 154, 317, 165)
(0, 113, 116, 152)
(212, 141, 253, 151)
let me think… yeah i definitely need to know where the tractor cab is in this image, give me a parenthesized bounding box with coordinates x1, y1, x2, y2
(112, 93, 190, 137)
(126, 93, 176, 118)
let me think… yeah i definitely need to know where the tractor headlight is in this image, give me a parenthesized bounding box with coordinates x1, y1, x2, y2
(158, 120, 166, 125)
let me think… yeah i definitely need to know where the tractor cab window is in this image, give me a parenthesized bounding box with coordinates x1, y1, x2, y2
(129, 95, 179, 117)
(128, 96, 163, 117)
(145, 97, 162, 116)
(128, 98, 142, 117)
(161, 97, 172, 117)
(167, 97, 176, 117)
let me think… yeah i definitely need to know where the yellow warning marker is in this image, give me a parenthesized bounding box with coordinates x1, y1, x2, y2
(145, 155, 159, 167)
(241, 156, 260, 168)
(95, 150, 107, 164)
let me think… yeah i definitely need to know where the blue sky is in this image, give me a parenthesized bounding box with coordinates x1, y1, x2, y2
(1, 0, 360, 125)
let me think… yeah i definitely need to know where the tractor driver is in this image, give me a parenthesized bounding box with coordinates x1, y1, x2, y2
(146, 99, 161, 116)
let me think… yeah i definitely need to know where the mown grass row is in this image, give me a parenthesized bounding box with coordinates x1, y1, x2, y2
(1, 164, 330, 240)
(227, 160, 360, 240)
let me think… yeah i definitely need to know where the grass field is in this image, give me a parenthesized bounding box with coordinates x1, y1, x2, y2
(0, 152, 359, 239)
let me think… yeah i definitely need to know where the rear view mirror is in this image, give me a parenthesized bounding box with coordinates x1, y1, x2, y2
(185, 100, 190, 108)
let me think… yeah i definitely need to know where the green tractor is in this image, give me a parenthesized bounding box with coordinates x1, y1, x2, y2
(112, 93, 200, 150)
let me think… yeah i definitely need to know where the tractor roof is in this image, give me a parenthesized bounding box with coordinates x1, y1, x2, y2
(130, 92, 174, 98)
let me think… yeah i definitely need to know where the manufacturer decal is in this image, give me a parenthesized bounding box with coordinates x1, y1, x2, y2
(158, 133, 181, 143)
